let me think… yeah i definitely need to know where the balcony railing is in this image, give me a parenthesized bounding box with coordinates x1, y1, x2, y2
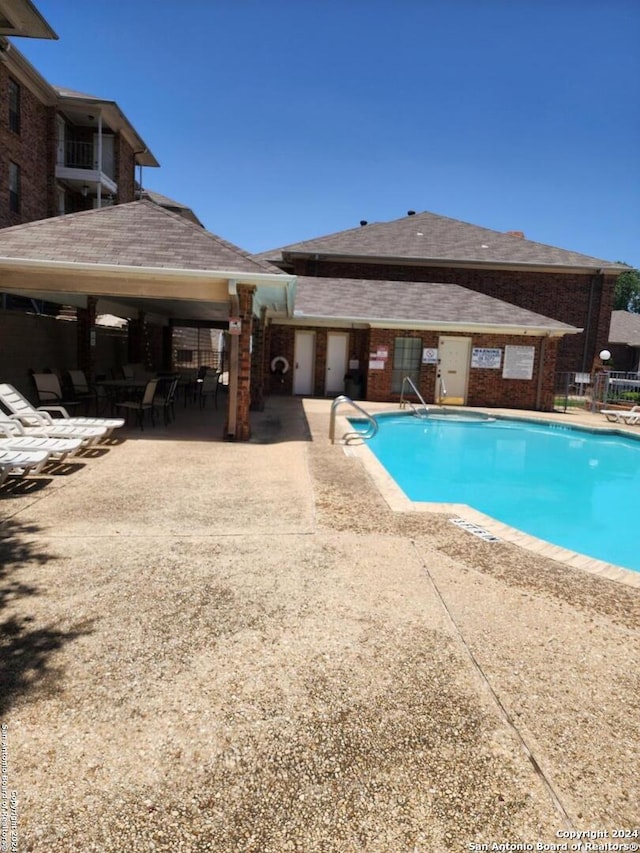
(63, 140, 94, 169)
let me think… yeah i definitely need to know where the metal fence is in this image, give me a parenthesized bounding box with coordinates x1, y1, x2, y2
(554, 371, 594, 412)
(555, 370, 640, 413)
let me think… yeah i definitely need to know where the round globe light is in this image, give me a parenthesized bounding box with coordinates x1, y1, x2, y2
(599, 349, 611, 361)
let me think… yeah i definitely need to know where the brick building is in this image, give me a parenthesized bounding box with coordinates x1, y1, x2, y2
(0, 40, 158, 231)
(260, 212, 630, 411)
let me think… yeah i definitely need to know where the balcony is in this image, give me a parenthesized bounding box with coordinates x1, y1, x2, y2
(64, 140, 93, 169)
(55, 138, 117, 197)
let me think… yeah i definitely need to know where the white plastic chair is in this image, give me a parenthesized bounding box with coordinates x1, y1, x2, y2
(0, 448, 50, 487)
(0, 421, 82, 460)
(0, 383, 123, 438)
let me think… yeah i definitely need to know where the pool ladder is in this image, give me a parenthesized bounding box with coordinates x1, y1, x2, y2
(399, 376, 430, 418)
(329, 395, 378, 444)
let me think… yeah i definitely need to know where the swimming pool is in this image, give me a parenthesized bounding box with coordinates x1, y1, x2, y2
(352, 412, 640, 574)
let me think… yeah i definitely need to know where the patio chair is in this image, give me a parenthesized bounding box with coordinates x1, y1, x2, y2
(0, 421, 82, 461)
(0, 383, 124, 437)
(0, 448, 50, 488)
(116, 378, 159, 430)
(600, 405, 640, 425)
(31, 372, 81, 410)
(153, 375, 179, 425)
(66, 370, 99, 413)
(198, 371, 221, 410)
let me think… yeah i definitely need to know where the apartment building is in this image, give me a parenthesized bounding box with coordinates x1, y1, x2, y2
(0, 42, 158, 231)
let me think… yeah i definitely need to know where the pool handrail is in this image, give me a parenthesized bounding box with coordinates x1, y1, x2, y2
(399, 376, 430, 418)
(329, 395, 378, 444)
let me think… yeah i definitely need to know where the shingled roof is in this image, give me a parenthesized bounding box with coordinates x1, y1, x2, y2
(0, 200, 282, 275)
(609, 311, 640, 346)
(137, 189, 203, 227)
(293, 276, 580, 334)
(260, 210, 628, 271)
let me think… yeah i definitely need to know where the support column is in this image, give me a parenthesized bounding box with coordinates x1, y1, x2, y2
(128, 311, 153, 368)
(128, 312, 144, 364)
(77, 296, 97, 379)
(250, 305, 268, 411)
(225, 283, 255, 441)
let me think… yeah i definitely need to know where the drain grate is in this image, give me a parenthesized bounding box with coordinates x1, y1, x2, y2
(450, 517, 501, 542)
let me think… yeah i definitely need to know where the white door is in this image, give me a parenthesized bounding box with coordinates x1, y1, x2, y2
(293, 331, 316, 395)
(94, 133, 115, 178)
(437, 336, 471, 404)
(325, 332, 348, 395)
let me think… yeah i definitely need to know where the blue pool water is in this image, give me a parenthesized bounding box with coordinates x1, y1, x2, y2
(353, 413, 640, 574)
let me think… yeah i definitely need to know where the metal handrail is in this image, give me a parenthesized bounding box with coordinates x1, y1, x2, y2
(399, 376, 430, 417)
(329, 395, 378, 444)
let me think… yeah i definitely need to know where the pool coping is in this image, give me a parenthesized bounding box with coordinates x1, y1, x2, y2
(334, 405, 640, 590)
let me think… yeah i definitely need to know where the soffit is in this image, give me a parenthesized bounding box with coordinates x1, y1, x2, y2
(0, 0, 57, 39)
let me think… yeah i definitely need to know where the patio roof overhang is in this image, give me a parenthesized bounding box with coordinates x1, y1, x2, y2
(0, 256, 296, 323)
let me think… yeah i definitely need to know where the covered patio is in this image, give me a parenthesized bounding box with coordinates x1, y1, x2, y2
(0, 200, 296, 439)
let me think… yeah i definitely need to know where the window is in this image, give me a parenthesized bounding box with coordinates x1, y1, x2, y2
(9, 161, 20, 213)
(8, 78, 20, 134)
(392, 337, 422, 393)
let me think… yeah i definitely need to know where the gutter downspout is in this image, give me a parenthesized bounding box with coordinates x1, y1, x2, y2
(536, 335, 548, 410)
(581, 273, 599, 372)
(96, 113, 103, 208)
(227, 279, 239, 439)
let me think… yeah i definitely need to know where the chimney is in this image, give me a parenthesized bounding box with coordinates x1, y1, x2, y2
(407, 210, 416, 216)
(505, 230, 525, 239)
(359, 220, 368, 226)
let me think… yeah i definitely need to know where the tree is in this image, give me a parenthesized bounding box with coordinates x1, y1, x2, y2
(613, 268, 640, 312)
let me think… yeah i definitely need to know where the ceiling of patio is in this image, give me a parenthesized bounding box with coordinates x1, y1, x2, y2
(0, 268, 232, 323)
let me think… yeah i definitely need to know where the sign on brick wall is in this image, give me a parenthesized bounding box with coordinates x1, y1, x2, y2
(471, 347, 502, 369)
(503, 345, 535, 379)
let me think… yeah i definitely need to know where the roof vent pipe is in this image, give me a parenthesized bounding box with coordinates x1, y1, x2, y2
(359, 220, 368, 226)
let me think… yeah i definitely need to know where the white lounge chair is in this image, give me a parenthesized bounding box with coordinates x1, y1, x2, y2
(0, 448, 50, 487)
(601, 405, 640, 425)
(0, 422, 82, 460)
(0, 412, 106, 448)
(0, 384, 123, 437)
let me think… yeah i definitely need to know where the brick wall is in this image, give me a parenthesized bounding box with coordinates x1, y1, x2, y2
(269, 323, 559, 411)
(116, 135, 136, 203)
(0, 65, 54, 228)
(266, 325, 369, 396)
(291, 258, 615, 374)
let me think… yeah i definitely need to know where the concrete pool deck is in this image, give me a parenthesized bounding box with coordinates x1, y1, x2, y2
(0, 396, 638, 850)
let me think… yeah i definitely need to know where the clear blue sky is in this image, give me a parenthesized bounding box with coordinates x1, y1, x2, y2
(16, 0, 640, 267)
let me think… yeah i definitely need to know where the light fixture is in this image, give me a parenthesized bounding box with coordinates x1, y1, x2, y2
(81, 185, 89, 197)
(599, 349, 611, 362)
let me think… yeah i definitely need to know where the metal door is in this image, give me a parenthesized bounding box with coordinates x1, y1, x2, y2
(293, 331, 316, 395)
(437, 336, 471, 404)
(325, 332, 348, 395)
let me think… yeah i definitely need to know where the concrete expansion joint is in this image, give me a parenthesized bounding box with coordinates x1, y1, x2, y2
(409, 538, 576, 832)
